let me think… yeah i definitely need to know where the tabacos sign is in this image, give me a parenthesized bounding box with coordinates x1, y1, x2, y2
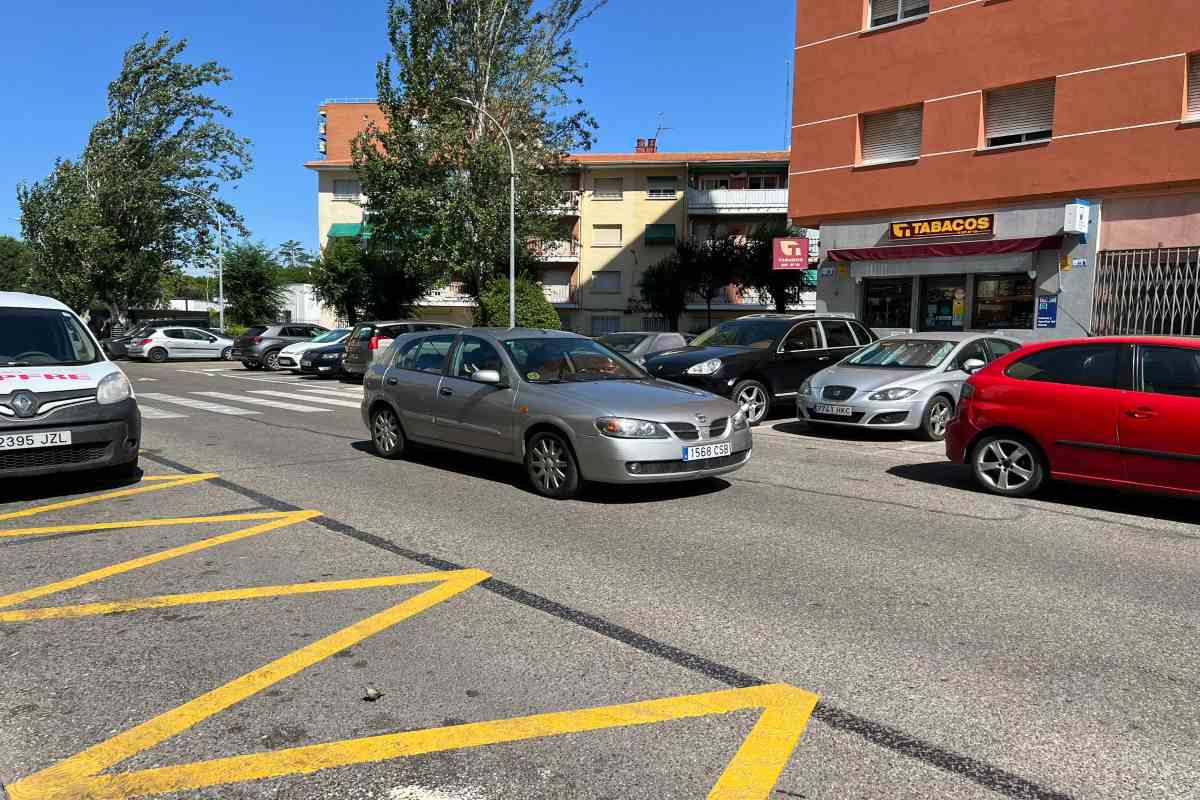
(889, 214, 994, 240)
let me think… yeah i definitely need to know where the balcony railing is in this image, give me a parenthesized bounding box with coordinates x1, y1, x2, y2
(554, 190, 581, 215)
(422, 281, 474, 307)
(541, 283, 577, 305)
(685, 188, 788, 215)
(533, 239, 580, 262)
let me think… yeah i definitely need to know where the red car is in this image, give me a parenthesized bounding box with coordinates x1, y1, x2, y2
(946, 336, 1200, 498)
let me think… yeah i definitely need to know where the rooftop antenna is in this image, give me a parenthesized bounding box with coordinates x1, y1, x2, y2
(654, 112, 673, 145)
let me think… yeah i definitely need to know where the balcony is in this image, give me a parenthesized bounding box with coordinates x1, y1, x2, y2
(533, 239, 580, 262)
(422, 281, 474, 307)
(685, 188, 788, 215)
(554, 190, 581, 215)
(541, 283, 577, 306)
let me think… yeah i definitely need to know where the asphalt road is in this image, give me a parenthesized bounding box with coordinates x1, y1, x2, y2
(1, 359, 1197, 800)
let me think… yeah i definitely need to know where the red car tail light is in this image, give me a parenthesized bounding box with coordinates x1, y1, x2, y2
(369, 335, 383, 350)
(139, 338, 154, 346)
(960, 383, 976, 400)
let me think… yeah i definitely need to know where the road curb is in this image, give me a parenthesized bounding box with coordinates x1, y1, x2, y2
(1, 782, 10, 799)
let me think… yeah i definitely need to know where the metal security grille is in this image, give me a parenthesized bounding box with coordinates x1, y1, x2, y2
(1093, 248, 1200, 336)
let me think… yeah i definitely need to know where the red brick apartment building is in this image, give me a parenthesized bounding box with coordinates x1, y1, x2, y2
(790, 0, 1200, 338)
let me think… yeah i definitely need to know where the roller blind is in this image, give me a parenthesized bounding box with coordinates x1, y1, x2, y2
(647, 176, 677, 199)
(1188, 55, 1200, 118)
(592, 224, 622, 246)
(593, 177, 622, 199)
(861, 105, 923, 163)
(986, 81, 1056, 143)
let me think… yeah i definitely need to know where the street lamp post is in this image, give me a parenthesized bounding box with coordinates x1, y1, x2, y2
(179, 187, 226, 331)
(452, 97, 516, 329)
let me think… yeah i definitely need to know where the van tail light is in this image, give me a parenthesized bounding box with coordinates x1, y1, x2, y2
(139, 338, 154, 346)
(369, 336, 383, 350)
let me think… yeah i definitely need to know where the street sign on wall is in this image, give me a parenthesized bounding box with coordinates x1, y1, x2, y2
(773, 238, 811, 270)
(1036, 296, 1058, 328)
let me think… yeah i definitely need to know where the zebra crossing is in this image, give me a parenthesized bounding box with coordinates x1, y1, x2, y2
(136, 375, 364, 422)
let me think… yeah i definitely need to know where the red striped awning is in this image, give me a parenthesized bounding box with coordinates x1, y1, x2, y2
(826, 235, 1063, 262)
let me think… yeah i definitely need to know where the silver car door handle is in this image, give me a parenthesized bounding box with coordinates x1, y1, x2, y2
(439, 387, 454, 397)
(386, 377, 398, 386)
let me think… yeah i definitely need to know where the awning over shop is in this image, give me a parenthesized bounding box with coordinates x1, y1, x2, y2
(327, 222, 373, 240)
(827, 235, 1062, 262)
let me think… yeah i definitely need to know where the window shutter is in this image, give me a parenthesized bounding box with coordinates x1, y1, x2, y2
(594, 178, 622, 199)
(647, 177, 677, 198)
(645, 223, 676, 244)
(592, 225, 622, 246)
(870, 0, 899, 25)
(1189, 55, 1200, 117)
(986, 81, 1056, 140)
(860, 105, 923, 163)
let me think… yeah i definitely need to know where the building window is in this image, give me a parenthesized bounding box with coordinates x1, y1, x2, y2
(747, 175, 781, 189)
(643, 316, 670, 332)
(647, 176, 677, 199)
(645, 224, 676, 245)
(591, 224, 622, 247)
(921, 276, 967, 332)
(973, 274, 1035, 329)
(863, 278, 913, 329)
(1188, 54, 1200, 119)
(700, 177, 729, 190)
(332, 179, 361, 202)
(592, 271, 622, 293)
(869, 0, 929, 28)
(590, 316, 621, 336)
(860, 105, 923, 164)
(593, 177, 623, 200)
(985, 80, 1056, 148)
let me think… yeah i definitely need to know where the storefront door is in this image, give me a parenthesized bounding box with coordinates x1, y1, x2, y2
(921, 276, 967, 331)
(863, 278, 913, 330)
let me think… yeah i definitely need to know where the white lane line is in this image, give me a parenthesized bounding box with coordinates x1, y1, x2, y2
(249, 390, 361, 409)
(193, 391, 333, 413)
(137, 405, 188, 420)
(298, 387, 364, 398)
(138, 392, 261, 416)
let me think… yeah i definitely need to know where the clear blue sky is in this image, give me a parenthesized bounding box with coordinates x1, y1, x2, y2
(0, 0, 796, 256)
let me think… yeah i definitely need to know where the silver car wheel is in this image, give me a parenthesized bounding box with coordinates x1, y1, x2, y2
(736, 384, 768, 424)
(530, 437, 568, 492)
(975, 439, 1035, 492)
(221, 346, 233, 361)
(372, 409, 402, 457)
(925, 397, 952, 440)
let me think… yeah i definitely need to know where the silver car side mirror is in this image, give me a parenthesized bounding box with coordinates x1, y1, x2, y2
(962, 358, 986, 374)
(472, 369, 503, 385)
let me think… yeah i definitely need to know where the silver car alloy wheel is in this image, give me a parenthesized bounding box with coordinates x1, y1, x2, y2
(530, 437, 569, 492)
(264, 351, 281, 371)
(737, 384, 768, 424)
(373, 411, 400, 453)
(221, 346, 233, 360)
(975, 439, 1035, 492)
(927, 398, 952, 438)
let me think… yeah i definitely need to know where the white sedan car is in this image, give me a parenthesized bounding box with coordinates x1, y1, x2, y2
(277, 328, 351, 372)
(126, 326, 235, 362)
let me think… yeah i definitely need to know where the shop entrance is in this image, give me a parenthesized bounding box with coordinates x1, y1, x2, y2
(863, 278, 913, 329)
(920, 276, 966, 331)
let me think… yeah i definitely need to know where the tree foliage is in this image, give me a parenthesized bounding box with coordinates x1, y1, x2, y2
(0, 236, 36, 294)
(638, 254, 690, 332)
(736, 223, 816, 313)
(475, 276, 561, 329)
(223, 243, 285, 325)
(353, 0, 604, 307)
(276, 239, 312, 270)
(311, 238, 371, 326)
(17, 34, 249, 317)
(686, 238, 742, 329)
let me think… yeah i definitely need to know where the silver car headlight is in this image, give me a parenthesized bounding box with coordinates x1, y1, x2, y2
(799, 377, 813, 398)
(595, 417, 669, 439)
(869, 387, 918, 401)
(97, 371, 133, 405)
(685, 358, 722, 375)
(731, 410, 749, 431)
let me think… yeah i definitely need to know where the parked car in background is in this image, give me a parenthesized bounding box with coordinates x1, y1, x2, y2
(597, 332, 689, 366)
(102, 327, 151, 359)
(798, 332, 1022, 441)
(299, 340, 348, 378)
(126, 327, 235, 363)
(644, 314, 877, 425)
(232, 323, 328, 371)
(947, 337, 1200, 499)
(362, 328, 751, 499)
(341, 320, 463, 382)
(277, 328, 352, 372)
(0, 292, 140, 480)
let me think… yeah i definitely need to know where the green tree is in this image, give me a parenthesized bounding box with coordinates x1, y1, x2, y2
(638, 253, 690, 332)
(311, 238, 370, 325)
(17, 34, 249, 320)
(223, 243, 285, 325)
(353, 0, 603, 309)
(737, 224, 816, 313)
(277, 239, 312, 270)
(0, 236, 35, 293)
(687, 238, 742, 330)
(475, 276, 561, 329)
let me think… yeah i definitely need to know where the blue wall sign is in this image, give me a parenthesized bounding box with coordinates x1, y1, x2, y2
(1036, 296, 1058, 329)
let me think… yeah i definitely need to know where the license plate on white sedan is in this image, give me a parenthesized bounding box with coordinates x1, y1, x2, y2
(814, 404, 855, 417)
(682, 442, 732, 461)
(0, 431, 72, 450)
(301, 360, 312, 367)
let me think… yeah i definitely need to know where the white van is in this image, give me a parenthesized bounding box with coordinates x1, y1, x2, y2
(0, 292, 140, 479)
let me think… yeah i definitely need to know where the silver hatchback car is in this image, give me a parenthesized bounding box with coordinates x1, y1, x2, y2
(362, 328, 753, 498)
(797, 332, 1023, 440)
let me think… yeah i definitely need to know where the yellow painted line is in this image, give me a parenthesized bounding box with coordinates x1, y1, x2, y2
(0, 510, 321, 609)
(0, 571, 476, 622)
(0, 473, 218, 523)
(0, 511, 293, 539)
(9, 568, 490, 800)
(13, 683, 817, 800)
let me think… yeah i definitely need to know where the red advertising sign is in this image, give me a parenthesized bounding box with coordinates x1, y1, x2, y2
(773, 238, 811, 270)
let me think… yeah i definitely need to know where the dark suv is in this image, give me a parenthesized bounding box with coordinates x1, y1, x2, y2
(643, 314, 877, 424)
(341, 320, 463, 381)
(232, 323, 328, 371)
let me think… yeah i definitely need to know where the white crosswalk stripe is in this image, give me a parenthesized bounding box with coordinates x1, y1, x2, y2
(192, 391, 333, 413)
(138, 392, 261, 416)
(297, 387, 363, 399)
(248, 390, 361, 409)
(137, 404, 188, 420)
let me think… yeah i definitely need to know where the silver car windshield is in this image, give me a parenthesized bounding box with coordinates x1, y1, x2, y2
(847, 339, 956, 369)
(502, 338, 644, 383)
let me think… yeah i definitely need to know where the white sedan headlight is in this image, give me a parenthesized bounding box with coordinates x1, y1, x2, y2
(869, 387, 918, 401)
(97, 371, 133, 405)
(685, 358, 722, 376)
(595, 417, 669, 439)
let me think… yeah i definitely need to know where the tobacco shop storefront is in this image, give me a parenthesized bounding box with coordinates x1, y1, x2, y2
(811, 203, 1099, 340)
